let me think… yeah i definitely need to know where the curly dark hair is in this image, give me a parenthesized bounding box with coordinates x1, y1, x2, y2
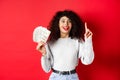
(47, 10, 85, 42)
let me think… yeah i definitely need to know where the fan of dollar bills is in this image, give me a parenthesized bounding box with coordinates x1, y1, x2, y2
(33, 26, 51, 43)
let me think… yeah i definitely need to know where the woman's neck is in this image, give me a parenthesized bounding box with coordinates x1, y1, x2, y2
(60, 33, 69, 38)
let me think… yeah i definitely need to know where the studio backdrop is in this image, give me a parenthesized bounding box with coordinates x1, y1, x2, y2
(0, 0, 120, 80)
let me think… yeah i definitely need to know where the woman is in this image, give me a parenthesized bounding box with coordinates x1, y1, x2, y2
(36, 10, 94, 80)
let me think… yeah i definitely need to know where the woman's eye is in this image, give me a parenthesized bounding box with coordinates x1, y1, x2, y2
(61, 20, 65, 23)
(68, 20, 71, 23)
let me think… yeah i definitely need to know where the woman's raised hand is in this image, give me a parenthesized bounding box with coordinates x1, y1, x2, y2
(84, 22, 93, 38)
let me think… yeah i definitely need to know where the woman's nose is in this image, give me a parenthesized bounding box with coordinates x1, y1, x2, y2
(64, 21, 69, 26)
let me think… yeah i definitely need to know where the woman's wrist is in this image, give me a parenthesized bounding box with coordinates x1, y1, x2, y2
(42, 53, 46, 56)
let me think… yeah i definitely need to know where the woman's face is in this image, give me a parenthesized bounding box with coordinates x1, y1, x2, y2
(59, 16, 72, 37)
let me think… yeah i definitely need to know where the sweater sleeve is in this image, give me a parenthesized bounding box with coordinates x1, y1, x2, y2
(79, 37, 94, 65)
(41, 44, 53, 73)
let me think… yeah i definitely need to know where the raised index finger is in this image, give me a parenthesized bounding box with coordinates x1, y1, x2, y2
(85, 22, 88, 32)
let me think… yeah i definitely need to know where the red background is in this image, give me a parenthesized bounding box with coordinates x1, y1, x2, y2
(0, 0, 120, 80)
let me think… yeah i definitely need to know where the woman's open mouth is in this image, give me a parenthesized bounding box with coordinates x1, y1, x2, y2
(63, 26, 69, 31)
